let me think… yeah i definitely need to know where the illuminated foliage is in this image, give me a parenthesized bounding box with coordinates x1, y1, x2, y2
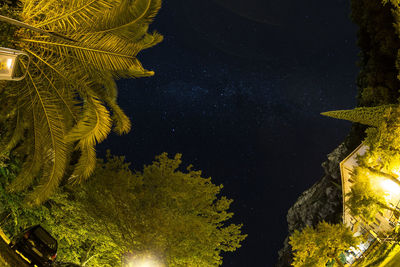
(289, 221, 360, 267)
(0, 0, 163, 204)
(362, 107, 400, 173)
(0, 158, 120, 266)
(321, 105, 394, 127)
(81, 152, 247, 267)
(0, 153, 246, 266)
(346, 165, 397, 224)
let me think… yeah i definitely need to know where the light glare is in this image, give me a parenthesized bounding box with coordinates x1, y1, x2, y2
(126, 255, 163, 267)
(379, 179, 400, 196)
(6, 58, 12, 69)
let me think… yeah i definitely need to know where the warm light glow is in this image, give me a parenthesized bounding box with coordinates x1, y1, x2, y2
(0, 47, 30, 81)
(379, 179, 400, 196)
(392, 168, 400, 177)
(126, 255, 163, 267)
(6, 58, 12, 69)
(368, 173, 400, 203)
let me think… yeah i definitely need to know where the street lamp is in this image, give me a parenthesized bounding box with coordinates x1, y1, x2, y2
(0, 13, 78, 82)
(0, 47, 30, 81)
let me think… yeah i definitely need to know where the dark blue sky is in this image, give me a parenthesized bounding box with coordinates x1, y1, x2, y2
(99, 0, 359, 265)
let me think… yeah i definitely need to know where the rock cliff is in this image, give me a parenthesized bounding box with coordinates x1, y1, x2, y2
(276, 126, 365, 267)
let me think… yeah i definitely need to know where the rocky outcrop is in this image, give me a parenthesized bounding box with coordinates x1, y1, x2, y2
(276, 142, 354, 267)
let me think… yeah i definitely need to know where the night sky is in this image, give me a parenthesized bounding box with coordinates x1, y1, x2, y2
(98, 0, 360, 266)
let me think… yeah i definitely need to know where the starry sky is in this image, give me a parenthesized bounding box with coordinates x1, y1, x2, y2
(98, 0, 360, 266)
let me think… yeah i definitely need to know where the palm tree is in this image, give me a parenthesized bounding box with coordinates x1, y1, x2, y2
(0, 0, 162, 204)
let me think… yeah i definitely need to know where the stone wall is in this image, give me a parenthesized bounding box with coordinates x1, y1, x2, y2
(276, 143, 352, 267)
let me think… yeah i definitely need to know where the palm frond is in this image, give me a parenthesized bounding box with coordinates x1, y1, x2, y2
(88, 0, 161, 38)
(22, 0, 118, 34)
(21, 37, 154, 78)
(65, 96, 112, 147)
(29, 59, 79, 123)
(3, 0, 162, 204)
(8, 106, 43, 192)
(69, 143, 96, 183)
(3, 103, 24, 152)
(65, 95, 112, 181)
(22, 67, 69, 203)
(105, 97, 131, 135)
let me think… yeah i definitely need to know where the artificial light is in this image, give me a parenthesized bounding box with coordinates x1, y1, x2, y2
(125, 254, 164, 267)
(379, 179, 400, 196)
(0, 47, 29, 81)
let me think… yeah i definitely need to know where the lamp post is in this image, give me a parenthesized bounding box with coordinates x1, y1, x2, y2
(0, 46, 29, 81)
(0, 13, 77, 81)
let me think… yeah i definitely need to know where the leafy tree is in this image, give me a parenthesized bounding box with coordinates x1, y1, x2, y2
(0, 152, 246, 266)
(350, 0, 400, 106)
(290, 221, 361, 267)
(346, 165, 398, 224)
(323, 103, 400, 178)
(324, 104, 400, 223)
(0, 158, 120, 266)
(0, 0, 163, 204)
(80, 152, 247, 266)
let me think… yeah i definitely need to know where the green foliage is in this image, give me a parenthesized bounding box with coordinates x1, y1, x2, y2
(0, 2, 19, 49)
(0, 157, 120, 266)
(340, 107, 400, 223)
(346, 166, 394, 224)
(321, 105, 395, 127)
(289, 221, 360, 267)
(0, 0, 163, 204)
(350, 0, 400, 106)
(359, 106, 400, 177)
(0, 152, 246, 266)
(80, 151, 247, 266)
(361, 86, 392, 106)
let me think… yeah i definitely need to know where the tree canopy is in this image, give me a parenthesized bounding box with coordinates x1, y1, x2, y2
(346, 165, 398, 224)
(81, 152, 247, 266)
(289, 222, 361, 267)
(0, 152, 246, 266)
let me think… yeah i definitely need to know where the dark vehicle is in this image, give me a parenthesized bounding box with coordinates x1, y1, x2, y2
(9, 225, 58, 266)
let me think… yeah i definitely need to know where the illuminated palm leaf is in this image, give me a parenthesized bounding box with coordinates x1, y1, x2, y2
(66, 95, 112, 181)
(0, 0, 162, 203)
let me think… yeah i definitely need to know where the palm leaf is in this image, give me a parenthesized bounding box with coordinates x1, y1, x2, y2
(8, 104, 43, 192)
(65, 95, 112, 181)
(21, 37, 154, 78)
(22, 65, 68, 203)
(105, 97, 131, 135)
(3, 103, 24, 152)
(69, 143, 96, 183)
(3, 0, 162, 204)
(65, 96, 112, 146)
(87, 0, 161, 38)
(22, 0, 118, 34)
